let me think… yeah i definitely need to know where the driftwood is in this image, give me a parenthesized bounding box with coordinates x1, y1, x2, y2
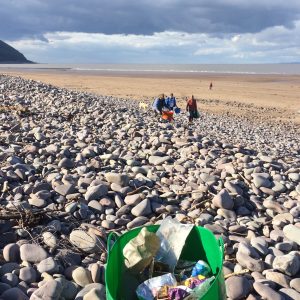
(224, 269, 250, 279)
(238, 172, 251, 186)
(0, 206, 70, 228)
(126, 185, 151, 195)
(188, 198, 211, 212)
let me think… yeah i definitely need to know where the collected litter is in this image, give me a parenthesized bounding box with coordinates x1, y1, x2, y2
(121, 217, 220, 300)
(161, 111, 174, 122)
(174, 107, 181, 115)
(123, 227, 160, 273)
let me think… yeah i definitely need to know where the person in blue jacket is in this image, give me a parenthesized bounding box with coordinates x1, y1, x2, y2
(152, 94, 165, 115)
(165, 93, 177, 111)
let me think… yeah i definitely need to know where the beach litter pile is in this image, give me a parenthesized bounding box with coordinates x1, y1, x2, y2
(0, 74, 299, 300)
(106, 217, 223, 300)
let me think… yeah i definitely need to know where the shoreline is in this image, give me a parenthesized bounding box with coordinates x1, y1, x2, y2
(2, 66, 300, 78)
(1, 68, 300, 125)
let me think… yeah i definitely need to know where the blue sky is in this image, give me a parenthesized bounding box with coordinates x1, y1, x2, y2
(2, 0, 300, 63)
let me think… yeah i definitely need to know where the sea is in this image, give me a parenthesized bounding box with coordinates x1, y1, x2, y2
(0, 63, 300, 75)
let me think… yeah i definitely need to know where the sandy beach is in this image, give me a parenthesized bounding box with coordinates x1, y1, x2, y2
(2, 69, 300, 125)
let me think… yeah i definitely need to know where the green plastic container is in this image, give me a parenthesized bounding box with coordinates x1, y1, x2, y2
(105, 225, 225, 300)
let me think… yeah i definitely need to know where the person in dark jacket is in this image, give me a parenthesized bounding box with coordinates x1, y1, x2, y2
(186, 95, 198, 122)
(152, 94, 165, 115)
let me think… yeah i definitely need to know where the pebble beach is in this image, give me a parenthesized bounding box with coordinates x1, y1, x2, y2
(0, 74, 300, 299)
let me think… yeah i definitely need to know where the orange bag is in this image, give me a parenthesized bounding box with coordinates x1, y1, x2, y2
(162, 111, 174, 121)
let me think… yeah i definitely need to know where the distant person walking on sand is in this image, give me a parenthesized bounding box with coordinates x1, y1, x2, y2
(152, 94, 166, 116)
(186, 95, 198, 122)
(165, 93, 177, 111)
(209, 82, 213, 90)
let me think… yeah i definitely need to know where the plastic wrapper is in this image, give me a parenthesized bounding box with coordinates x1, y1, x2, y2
(136, 273, 177, 300)
(156, 285, 170, 299)
(181, 275, 206, 289)
(184, 276, 215, 300)
(191, 260, 211, 277)
(155, 217, 194, 271)
(174, 107, 181, 115)
(168, 286, 192, 300)
(123, 227, 160, 274)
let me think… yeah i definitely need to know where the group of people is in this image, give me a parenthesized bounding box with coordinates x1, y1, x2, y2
(152, 93, 177, 114)
(152, 93, 199, 122)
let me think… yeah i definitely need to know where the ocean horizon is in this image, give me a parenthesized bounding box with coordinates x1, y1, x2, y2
(1, 63, 300, 75)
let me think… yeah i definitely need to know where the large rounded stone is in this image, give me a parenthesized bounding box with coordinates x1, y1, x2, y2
(75, 283, 105, 300)
(42, 232, 58, 248)
(252, 174, 271, 188)
(236, 250, 264, 272)
(212, 189, 234, 209)
(3, 243, 20, 262)
(72, 267, 93, 287)
(273, 213, 293, 227)
(20, 244, 48, 263)
(85, 185, 108, 201)
(19, 267, 37, 283)
(279, 288, 300, 300)
(104, 173, 129, 186)
(70, 230, 98, 253)
(90, 263, 105, 284)
(217, 208, 236, 220)
(45, 144, 59, 154)
(88, 200, 103, 213)
(273, 253, 300, 276)
(149, 155, 170, 165)
(283, 224, 300, 245)
(1, 273, 19, 287)
(290, 278, 300, 293)
(58, 158, 74, 169)
(250, 236, 268, 256)
(127, 217, 149, 229)
(124, 194, 142, 205)
(288, 173, 300, 181)
(131, 199, 152, 217)
(1, 287, 29, 300)
(272, 181, 286, 193)
(265, 271, 291, 288)
(30, 279, 63, 300)
(0, 262, 20, 276)
(225, 276, 251, 300)
(263, 200, 286, 214)
(0, 282, 10, 295)
(28, 196, 47, 208)
(253, 282, 283, 300)
(37, 257, 59, 274)
(59, 278, 78, 300)
(54, 183, 76, 196)
(83, 288, 105, 300)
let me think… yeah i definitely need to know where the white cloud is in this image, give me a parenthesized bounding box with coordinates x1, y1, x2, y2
(231, 35, 241, 42)
(7, 20, 300, 63)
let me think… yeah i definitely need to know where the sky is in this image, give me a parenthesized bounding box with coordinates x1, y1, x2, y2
(2, 0, 300, 64)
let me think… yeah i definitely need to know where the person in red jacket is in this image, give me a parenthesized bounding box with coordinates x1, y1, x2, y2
(186, 95, 198, 122)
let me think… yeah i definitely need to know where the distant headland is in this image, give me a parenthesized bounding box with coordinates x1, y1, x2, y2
(0, 40, 33, 64)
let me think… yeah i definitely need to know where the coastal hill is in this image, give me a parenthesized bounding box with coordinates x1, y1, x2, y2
(0, 40, 33, 63)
